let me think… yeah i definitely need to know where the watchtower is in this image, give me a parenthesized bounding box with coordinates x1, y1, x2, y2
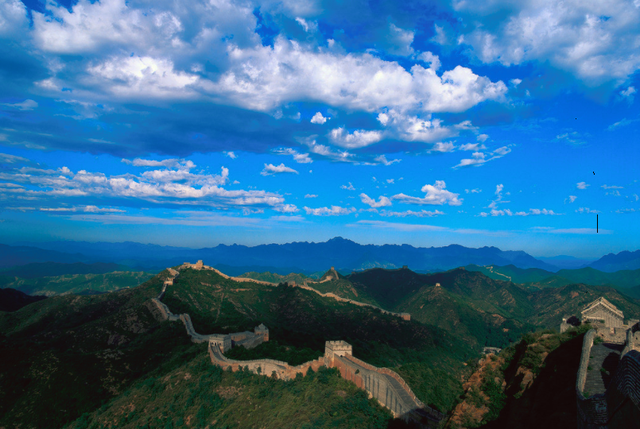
(582, 297, 624, 328)
(254, 323, 269, 342)
(325, 340, 353, 360)
(195, 260, 204, 270)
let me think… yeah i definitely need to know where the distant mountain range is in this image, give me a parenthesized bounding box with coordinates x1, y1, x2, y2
(4, 238, 640, 274)
(464, 264, 640, 291)
(6, 238, 560, 272)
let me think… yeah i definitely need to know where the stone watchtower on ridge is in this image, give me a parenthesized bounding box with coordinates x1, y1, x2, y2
(581, 297, 624, 328)
(325, 340, 353, 361)
(254, 323, 269, 342)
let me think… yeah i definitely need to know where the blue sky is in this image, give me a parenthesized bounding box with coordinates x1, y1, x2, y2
(0, 0, 639, 258)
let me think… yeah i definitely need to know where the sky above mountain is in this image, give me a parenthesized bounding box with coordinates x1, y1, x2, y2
(0, 0, 638, 258)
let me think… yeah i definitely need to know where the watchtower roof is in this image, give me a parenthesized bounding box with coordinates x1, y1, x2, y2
(582, 297, 623, 318)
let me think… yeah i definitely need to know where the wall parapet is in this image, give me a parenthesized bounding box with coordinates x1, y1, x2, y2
(604, 350, 640, 427)
(298, 282, 411, 321)
(577, 329, 596, 395)
(576, 329, 610, 429)
(343, 353, 444, 421)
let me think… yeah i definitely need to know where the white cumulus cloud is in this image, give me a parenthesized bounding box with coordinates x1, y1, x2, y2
(328, 127, 383, 149)
(392, 180, 462, 206)
(359, 193, 392, 208)
(310, 112, 328, 124)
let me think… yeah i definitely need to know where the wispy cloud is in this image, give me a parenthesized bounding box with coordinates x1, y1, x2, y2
(607, 117, 639, 131)
(379, 209, 444, 217)
(273, 148, 313, 164)
(514, 208, 558, 216)
(576, 207, 600, 214)
(564, 195, 577, 204)
(341, 182, 355, 191)
(260, 163, 299, 176)
(1, 99, 38, 111)
(453, 146, 511, 168)
(0, 154, 288, 212)
(303, 206, 356, 216)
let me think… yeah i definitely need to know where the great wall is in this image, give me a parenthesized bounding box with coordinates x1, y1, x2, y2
(176, 262, 411, 321)
(150, 261, 442, 427)
(561, 297, 640, 428)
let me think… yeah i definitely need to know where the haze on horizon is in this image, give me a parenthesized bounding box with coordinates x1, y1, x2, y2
(0, 0, 638, 259)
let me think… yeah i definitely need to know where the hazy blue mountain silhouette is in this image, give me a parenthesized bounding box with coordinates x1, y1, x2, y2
(0, 262, 123, 279)
(10, 237, 559, 272)
(0, 244, 89, 268)
(588, 250, 640, 272)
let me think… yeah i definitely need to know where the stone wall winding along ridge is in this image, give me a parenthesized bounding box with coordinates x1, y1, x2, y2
(294, 282, 411, 321)
(150, 262, 438, 426)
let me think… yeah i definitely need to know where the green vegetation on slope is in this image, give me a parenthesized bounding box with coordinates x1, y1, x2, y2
(0, 272, 206, 429)
(65, 355, 393, 429)
(224, 339, 323, 366)
(448, 325, 591, 429)
(526, 283, 640, 327)
(347, 267, 433, 309)
(237, 271, 311, 285)
(349, 267, 640, 350)
(0, 262, 128, 279)
(0, 271, 154, 296)
(396, 282, 532, 349)
(464, 264, 640, 290)
(161, 267, 472, 412)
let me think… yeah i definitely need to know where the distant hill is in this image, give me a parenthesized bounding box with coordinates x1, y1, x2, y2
(11, 237, 558, 272)
(587, 249, 640, 272)
(536, 255, 594, 270)
(347, 267, 433, 309)
(0, 288, 46, 312)
(0, 271, 154, 296)
(331, 266, 640, 349)
(0, 244, 87, 268)
(464, 264, 640, 290)
(0, 262, 125, 279)
(464, 264, 556, 284)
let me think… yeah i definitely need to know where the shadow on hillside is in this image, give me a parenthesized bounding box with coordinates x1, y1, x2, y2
(386, 410, 442, 429)
(478, 332, 586, 429)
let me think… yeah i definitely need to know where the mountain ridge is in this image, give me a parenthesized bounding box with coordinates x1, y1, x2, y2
(8, 238, 559, 272)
